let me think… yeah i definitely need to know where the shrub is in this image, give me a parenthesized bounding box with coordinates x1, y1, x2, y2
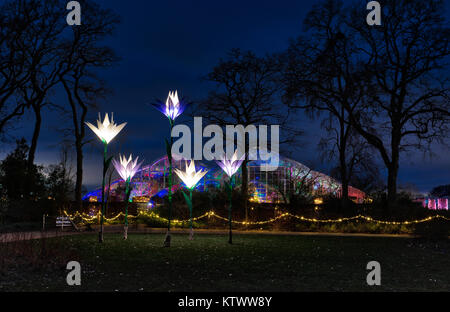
(414, 219, 450, 241)
(136, 211, 168, 228)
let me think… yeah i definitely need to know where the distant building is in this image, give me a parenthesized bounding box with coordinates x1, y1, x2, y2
(83, 154, 366, 204)
(415, 197, 449, 210)
(414, 184, 449, 210)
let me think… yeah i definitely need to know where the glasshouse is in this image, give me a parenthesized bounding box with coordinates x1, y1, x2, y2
(83, 154, 367, 205)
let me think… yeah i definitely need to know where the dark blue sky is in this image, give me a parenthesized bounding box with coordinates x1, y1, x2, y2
(1, 0, 449, 193)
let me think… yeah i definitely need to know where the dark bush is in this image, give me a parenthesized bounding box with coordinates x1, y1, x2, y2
(414, 219, 450, 241)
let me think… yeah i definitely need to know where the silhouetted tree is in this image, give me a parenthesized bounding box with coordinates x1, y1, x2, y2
(283, 0, 374, 206)
(0, 1, 67, 176)
(46, 145, 75, 212)
(0, 0, 45, 138)
(0, 138, 46, 200)
(197, 49, 293, 220)
(0, 0, 119, 207)
(347, 0, 450, 203)
(318, 115, 379, 204)
(283, 0, 450, 204)
(430, 184, 450, 197)
(58, 0, 119, 210)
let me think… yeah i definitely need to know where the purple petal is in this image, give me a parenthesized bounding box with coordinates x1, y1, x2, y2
(152, 102, 169, 118)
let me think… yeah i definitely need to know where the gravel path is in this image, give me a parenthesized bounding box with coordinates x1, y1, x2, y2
(0, 230, 84, 243)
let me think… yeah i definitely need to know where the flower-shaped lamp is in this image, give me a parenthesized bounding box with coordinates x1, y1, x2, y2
(174, 160, 208, 190)
(216, 150, 245, 178)
(85, 113, 126, 144)
(112, 154, 143, 182)
(152, 90, 187, 121)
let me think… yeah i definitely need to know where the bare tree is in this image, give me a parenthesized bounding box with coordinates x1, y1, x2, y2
(318, 111, 379, 204)
(0, 0, 119, 208)
(0, 0, 70, 178)
(282, 0, 373, 206)
(46, 143, 75, 213)
(345, 0, 450, 203)
(0, 0, 45, 138)
(0, 0, 71, 199)
(283, 0, 450, 204)
(196, 49, 296, 220)
(58, 0, 119, 210)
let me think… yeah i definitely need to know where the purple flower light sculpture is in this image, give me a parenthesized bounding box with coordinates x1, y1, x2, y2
(112, 154, 143, 240)
(152, 90, 188, 247)
(216, 150, 245, 178)
(152, 90, 187, 122)
(112, 154, 143, 183)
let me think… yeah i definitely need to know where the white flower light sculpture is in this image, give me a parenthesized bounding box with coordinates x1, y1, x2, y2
(216, 150, 246, 244)
(174, 160, 208, 190)
(174, 160, 208, 240)
(85, 113, 126, 144)
(112, 154, 142, 240)
(85, 113, 126, 243)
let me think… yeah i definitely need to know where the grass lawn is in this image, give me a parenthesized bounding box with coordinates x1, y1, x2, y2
(1, 233, 449, 292)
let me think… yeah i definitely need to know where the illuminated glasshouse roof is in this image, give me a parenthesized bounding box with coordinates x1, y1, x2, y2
(83, 154, 366, 204)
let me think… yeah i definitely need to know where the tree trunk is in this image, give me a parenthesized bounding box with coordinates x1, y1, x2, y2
(241, 158, 248, 223)
(339, 155, 350, 209)
(338, 114, 349, 209)
(61, 77, 87, 212)
(387, 165, 398, 203)
(27, 104, 41, 173)
(340, 176, 349, 208)
(74, 140, 83, 210)
(388, 130, 401, 204)
(26, 103, 42, 198)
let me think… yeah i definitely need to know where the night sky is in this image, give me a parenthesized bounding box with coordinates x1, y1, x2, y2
(0, 0, 449, 194)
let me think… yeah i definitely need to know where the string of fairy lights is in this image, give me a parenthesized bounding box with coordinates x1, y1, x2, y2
(63, 210, 450, 226)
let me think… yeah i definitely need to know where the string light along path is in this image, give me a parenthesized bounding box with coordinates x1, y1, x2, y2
(64, 210, 450, 226)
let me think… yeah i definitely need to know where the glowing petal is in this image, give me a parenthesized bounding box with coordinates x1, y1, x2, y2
(152, 90, 187, 121)
(174, 160, 208, 189)
(85, 113, 126, 144)
(216, 150, 245, 178)
(112, 154, 143, 182)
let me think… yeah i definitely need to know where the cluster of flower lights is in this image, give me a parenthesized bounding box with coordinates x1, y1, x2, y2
(64, 210, 450, 226)
(85, 91, 191, 244)
(85, 113, 127, 242)
(83, 93, 448, 245)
